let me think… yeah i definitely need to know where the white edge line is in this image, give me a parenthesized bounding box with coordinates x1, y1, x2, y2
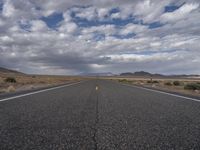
(0, 81, 84, 102)
(121, 83, 200, 102)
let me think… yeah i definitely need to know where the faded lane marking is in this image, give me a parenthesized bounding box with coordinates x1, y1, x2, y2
(0, 81, 85, 102)
(121, 83, 200, 103)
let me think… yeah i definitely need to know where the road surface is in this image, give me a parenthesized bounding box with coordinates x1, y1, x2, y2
(0, 79, 200, 149)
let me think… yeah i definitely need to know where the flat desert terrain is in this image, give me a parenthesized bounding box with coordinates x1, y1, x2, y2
(0, 72, 83, 94)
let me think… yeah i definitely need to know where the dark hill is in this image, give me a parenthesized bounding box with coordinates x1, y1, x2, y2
(120, 72, 134, 76)
(0, 67, 24, 74)
(133, 71, 152, 76)
(120, 71, 153, 76)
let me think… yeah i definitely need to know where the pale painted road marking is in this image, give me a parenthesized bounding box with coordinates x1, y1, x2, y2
(0, 81, 84, 102)
(122, 83, 200, 103)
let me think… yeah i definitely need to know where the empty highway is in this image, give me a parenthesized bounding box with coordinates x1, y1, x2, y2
(0, 79, 200, 150)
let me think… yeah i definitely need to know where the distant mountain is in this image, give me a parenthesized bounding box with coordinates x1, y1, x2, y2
(133, 71, 152, 76)
(120, 72, 134, 76)
(120, 71, 154, 77)
(120, 71, 200, 78)
(80, 72, 115, 76)
(0, 67, 24, 74)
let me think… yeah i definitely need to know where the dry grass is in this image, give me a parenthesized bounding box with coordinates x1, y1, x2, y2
(6, 85, 16, 93)
(0, 73, 84, 94)
(104, 77, 200, 97)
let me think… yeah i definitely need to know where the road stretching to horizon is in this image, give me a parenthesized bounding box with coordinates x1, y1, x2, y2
(0, 79, 200, 149)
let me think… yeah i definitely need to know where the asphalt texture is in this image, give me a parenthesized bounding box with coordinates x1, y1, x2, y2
(0, 79, 200, 150)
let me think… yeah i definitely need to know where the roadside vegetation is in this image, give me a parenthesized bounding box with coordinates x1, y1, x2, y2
(184, 83, 200, 90)
(165, 82, 172, 86)
(4, 77, 17, 83)
(118, 79, 133, 84)
(0, 74, 83, 94)
(173, 81, 181, 86)
(147, 80, 159, 84)
(111, 77, 200, 97)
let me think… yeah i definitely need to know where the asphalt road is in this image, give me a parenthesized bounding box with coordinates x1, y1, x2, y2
(0, 79, 200, 150)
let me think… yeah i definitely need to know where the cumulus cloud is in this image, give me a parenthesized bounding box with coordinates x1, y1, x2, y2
(0, 0, 200, 75)
(75, 7, 97, 21)
(30, 20, 48, 32)
(133, 0, 171, 23)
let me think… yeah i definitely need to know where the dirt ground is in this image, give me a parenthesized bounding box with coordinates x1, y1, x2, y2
(0, 73, 83, 94)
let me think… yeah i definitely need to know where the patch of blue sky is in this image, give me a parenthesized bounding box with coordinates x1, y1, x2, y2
(41, 13, 64, 29)
(109, 7, 120, 14)
(165, 5, 179, 12)
(113, 33, 136, 39)
(164, 2, 185, 12)
(148, 21, 164, 29)
(72, 15, 142, 27)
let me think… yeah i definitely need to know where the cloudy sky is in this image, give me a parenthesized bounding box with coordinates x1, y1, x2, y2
(0, 0, 200, 75)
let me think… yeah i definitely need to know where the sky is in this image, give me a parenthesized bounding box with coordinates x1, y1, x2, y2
(0, 0, 200, 75)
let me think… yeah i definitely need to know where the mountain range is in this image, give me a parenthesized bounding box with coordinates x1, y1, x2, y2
(0, 67, 199, 78)
(120, 71, 200, 78)
(80, 72, 115, 76)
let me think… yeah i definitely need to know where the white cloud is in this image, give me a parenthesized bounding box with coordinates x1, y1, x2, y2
(0, 35, 14, 48)
(59, 22, 77, 33)
(2, 0, 15, 17)
(30, 20, 48, 32)
(75, 7, 97, 21)
(97, 8, 110, 19)
(82, 25, 116, 36)
(134, 0, 172, 23)
(110, 12, 121, 19)
(106, 53, 178, 63)
(119, 23, 147, 35)
(72, 6, 112, 21)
